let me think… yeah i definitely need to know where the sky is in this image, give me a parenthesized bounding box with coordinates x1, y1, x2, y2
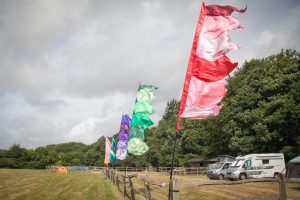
(0, 0, 299, 149)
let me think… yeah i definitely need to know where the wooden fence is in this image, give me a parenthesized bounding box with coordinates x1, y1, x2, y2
(113, 166, 207, 175)
(103, 168, 173, 200)
(103, 168, 300, 200)
(47, 166, 207, 175)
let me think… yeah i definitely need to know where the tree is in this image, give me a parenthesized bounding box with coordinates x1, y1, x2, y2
(219, 49, 300, 160)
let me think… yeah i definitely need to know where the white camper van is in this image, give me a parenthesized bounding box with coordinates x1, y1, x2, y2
(207, 162, 232, 180)
(226, 153, 285, 180)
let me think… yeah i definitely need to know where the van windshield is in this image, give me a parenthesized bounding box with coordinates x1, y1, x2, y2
(209, 163, 223, 170)
(229, 160, 245, 168)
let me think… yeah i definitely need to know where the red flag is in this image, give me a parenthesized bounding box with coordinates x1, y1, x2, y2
(176, 3, 246, 130)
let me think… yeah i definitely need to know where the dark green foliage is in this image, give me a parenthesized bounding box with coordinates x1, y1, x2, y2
(0, 50, 299, 168)
(221, 50, 300, 160)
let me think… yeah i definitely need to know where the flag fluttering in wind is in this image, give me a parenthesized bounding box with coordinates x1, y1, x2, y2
(104, 136, 111, 165)
(176, 3, 246, 130)
(128, 84, 158, 155)
(110, 137, 116, 163)
(116, 114, 132, 160)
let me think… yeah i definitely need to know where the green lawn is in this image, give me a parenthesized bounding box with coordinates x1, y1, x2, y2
(0, 169, 122, 200)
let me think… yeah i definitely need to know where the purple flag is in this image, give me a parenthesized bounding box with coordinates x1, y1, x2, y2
(116, 114, 131, 160)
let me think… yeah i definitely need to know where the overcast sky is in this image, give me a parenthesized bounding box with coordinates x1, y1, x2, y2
(0, 0, 299, 149)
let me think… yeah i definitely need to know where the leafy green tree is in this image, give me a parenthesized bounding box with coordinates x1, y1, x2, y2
(219, 49, 300, 160)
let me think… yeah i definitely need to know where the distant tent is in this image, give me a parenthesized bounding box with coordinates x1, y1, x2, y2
(286, 156, 300, 178)
(57, 167, 68, 174)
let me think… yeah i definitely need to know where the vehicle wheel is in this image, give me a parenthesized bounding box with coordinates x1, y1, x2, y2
(239, 173, 247, 180)
(218, 174, 224, 180)
(274, 173, 279, 179)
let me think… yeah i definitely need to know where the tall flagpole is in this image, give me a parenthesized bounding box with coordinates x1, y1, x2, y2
(168, 2, 246, 199)
(169, 5, 204, 199)
(168, 131, 179, 200)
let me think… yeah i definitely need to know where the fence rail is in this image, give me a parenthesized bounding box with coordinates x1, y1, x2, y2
(46, 166, 208, 175)
(103, 168, 172, 200)
(102, 168, 299, 200)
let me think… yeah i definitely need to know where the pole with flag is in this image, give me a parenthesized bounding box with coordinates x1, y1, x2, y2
(168, 2, 246, 199)
(104, 136, 111, 166)
(116, 114, 132, 160)
(110, 137, 117, 164)
(127, 84, 158, 156)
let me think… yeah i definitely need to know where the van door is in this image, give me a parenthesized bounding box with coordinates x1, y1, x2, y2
(223, 163, 230, 170)
(243, 160, 252, 178)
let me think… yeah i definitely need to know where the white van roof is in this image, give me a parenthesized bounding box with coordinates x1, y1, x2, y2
(235, 153, 284, 160)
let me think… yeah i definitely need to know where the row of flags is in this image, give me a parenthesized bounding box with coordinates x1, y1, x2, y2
(104, 84, 158, 165)
(104, 2, 246, 165)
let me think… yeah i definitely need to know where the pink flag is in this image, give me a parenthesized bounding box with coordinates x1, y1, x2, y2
(180, 77, 227, 119)
(104, 136, 111, 165)
(176, 3, 246, 130)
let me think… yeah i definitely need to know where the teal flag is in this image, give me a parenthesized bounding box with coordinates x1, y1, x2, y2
(133, 102, 154, 115)
(110, 137, 116, 162)
(129, 125, 145, 140)
(131, 113, 154, 128)
(127, 138, 149, 156)
(137, 86, 158, 103)
(111, 138, 116, 149)
(128, 84, 157, 155)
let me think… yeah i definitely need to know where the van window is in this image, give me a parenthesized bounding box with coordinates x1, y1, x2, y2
(230, 160, 244, 167)
(209, 163, 223, 170)
(230, 161, 238, 166)
(244, 160, 252, 169)
(223, 163, 230, 169)
(236, 160, 244, 167)
(262, 159, 269, 164)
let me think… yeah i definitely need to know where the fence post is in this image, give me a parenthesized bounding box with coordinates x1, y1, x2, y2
(116, 174, 120, 191)
(144, 180, 152, 200)
(278, 173, 287, 200)
(112, 170, 115, 184)
(106, 169, 109, 179)
(122, 175, 127, 198)
(170, 178, 179, 200)
(128, 176, 136, 200)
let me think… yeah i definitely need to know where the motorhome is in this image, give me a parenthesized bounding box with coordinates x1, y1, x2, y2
(226, 153, 285, 180)
(207, 162, 232, 180)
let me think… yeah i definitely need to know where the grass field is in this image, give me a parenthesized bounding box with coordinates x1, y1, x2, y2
(129, 172, 300, 200)
(1, 169, 300, 200)
(0, 169, 122, 200)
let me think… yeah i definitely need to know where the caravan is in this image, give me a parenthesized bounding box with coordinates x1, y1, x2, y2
(226, 153, 285, 180)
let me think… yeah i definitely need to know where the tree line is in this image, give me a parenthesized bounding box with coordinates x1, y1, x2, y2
(0, 49, 299, 169)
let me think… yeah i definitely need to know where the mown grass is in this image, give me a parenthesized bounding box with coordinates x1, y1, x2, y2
(0, 169, 122, 200)
(129, 172, 300, 200)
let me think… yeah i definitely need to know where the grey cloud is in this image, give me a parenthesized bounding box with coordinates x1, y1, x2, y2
(1, 116, 69, 149)
(0, 0, 299, 148)
(25, 96, 67, 112)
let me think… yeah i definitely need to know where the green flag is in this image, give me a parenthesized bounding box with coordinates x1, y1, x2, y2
(131, 113, 154, 128)
(128, 84, 157, 155)
(133, 101, 154, 115)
